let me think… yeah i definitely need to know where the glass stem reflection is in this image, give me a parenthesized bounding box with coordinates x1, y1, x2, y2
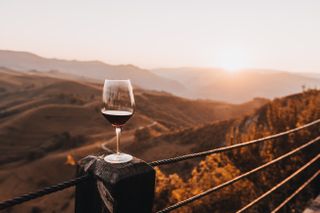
(115, 127, 121, 155)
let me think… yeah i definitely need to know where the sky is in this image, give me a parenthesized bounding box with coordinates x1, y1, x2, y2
(1, 0, 320, 73)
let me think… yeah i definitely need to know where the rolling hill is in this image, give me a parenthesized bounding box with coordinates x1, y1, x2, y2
(0, 67, 267, 165)
(0, 67, 269, 212)
(0, 67, 318, 212)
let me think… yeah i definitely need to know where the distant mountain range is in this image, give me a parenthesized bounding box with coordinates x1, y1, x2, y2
(296, 72, 320, 79)
(0, 50, 319, 103)
(0, 50, 185, 93)
(152, 67, 320, 103)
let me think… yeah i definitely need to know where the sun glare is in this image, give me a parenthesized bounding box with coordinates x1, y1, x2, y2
(215, 49, 249, 73)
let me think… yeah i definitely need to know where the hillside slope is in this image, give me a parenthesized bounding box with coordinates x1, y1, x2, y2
(154, 89, 320, 212)
(0, 67, 267, 165)
(1, 68, 317, 212)
(0, 67, 269, 213)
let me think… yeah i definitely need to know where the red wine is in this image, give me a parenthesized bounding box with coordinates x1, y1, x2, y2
(101, 109, 133, 126)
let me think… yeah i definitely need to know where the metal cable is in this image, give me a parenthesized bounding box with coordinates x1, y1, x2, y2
(149, 119, 320, 167)
(155, 136, 320, 213)
(0, 174, 91, 210)
(236, 154, 320, 213)
(1, 119, 319, 211)
(271, 170, 320, 213)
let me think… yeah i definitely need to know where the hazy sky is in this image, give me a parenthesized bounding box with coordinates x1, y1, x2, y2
(1, 0, 320, 72)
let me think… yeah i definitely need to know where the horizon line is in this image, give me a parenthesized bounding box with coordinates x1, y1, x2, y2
(1, 48, 319, 74)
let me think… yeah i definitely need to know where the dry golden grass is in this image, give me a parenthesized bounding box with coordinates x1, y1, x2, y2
(0, 67, 268, 212)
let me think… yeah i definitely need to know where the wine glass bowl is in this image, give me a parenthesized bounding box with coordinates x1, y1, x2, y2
(101, 80, 135, 163)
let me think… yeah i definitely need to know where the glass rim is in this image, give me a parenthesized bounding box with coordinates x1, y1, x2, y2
(104, 79, 131, 82)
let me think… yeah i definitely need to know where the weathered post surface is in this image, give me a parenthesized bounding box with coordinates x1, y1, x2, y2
(75, 154, 156, 213)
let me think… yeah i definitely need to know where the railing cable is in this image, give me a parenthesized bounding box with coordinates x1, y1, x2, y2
(236, 154, 320, 212)
(0, 119, 319, 211)
(0, 174, 91, 210)
(149, 119, 320, 167)
(271, 170, 320, 213)
(155, 136, 320, 213)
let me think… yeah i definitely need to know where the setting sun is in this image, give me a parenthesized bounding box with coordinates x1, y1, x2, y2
(214, 49, 249, 73)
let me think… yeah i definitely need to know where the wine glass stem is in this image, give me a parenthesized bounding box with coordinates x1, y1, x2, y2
(115, 127, 121, 155)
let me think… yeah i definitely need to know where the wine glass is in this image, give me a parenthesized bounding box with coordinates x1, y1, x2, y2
(101, 79, 135, 163)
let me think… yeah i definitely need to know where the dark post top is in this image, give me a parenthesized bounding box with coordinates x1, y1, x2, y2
(75, 154, 156, 213)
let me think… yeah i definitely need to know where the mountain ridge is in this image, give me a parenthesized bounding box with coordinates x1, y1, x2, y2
(2, 50, 320, 104)
(152, 67, 320, 103)
(0, 49, 186, 94)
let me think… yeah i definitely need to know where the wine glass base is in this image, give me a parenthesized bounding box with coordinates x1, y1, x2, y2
(104, 153, 133, 164)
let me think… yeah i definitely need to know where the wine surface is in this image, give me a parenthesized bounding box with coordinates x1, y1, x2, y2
(101, 109, 133, 126)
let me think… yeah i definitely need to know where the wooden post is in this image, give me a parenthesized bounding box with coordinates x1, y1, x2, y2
(75, 155, 156, 213)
